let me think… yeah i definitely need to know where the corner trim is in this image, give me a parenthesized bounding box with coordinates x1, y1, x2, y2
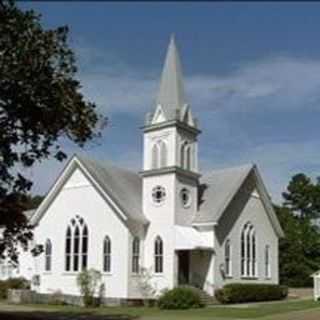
(140, 166, 201, 180)
(141, 120, 201, 135)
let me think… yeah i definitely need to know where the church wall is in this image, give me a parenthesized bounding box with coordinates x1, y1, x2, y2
(127, 223, 146, 299)
(213, 177, 279, 290)
(142, 174, 176, 294)
(33, 167, 130, 298)
(174, 175, 198, 226)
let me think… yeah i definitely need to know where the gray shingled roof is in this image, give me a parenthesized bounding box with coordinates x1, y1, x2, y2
(156, 35, 186, 121)
(77, 156, 147, 224)
(194, 164, 254, 224)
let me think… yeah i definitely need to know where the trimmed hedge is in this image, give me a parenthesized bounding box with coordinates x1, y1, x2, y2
(215, 283, 288, 304)
(0, 277, 30, 300)
(158, 287, 204, 310)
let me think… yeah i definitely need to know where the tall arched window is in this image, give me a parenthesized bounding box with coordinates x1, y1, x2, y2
(132, 237, 140, 273)
(65, 227, 72, 271)
(65, 216, 89, 272)
(151, 143, 159, 169)
(45, 239, 52, 272)
(103, 236, 111, 273)
(159, 141, 167, 168)
(82, 225, 88, 270)
(240, 222, 257, 277)
(224, 240, 232, 277)
(265, 245, 271, 278)
(154, 236, 163, 273)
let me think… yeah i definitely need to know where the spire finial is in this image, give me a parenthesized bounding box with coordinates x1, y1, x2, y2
(156, 35, 185, 120)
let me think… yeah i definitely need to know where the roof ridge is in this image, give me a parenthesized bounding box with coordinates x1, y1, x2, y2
(76, 154, 139, 177)
(203, 163, 254, 178)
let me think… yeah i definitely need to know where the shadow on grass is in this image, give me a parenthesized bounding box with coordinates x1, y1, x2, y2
(0, 311, 138, 320)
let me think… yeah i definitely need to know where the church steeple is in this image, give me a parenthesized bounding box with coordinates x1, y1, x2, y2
(145, 35, 197, 128)
(142, 35, 200, 175)
(156, 34, 186, 120)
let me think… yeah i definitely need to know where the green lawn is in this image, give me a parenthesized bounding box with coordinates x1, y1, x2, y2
(0, 299, 319, 320)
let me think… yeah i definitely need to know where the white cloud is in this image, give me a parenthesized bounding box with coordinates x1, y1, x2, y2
(27, 42, 320, 202)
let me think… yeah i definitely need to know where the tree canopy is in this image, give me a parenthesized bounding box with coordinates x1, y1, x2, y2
(0, 0, 105, 262)
(277, 173, 320, 287)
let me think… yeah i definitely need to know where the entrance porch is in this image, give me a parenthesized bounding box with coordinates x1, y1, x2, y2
(174, 225, 215, 295)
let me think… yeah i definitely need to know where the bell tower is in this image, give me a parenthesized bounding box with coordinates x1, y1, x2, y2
(141, 35, 201, 292)
(141, 35, 201, 226)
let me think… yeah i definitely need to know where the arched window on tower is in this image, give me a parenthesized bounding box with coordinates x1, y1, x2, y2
(65, 216, 89, 272)
(180, 141, 193, 171)
(240, 222, 257, 278)
(151, 143, 159, 169)
(186, 145, 192, 170)
(159, 141, 167, 168)
(154, 236, 163, 273)
(45, 239, 52, 272)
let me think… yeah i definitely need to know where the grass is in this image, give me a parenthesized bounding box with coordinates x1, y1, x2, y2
(0, 299, 319, 319)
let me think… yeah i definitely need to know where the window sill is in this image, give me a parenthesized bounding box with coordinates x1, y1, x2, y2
(43, 272, 52, 275)
(225, 275, 233, 279)
(102, 272, 112, 276)
(153, 273, 164, 277)
(131, 273, 141, 277)
(61, 272, 79, 276)
(241, 276, 258, 280)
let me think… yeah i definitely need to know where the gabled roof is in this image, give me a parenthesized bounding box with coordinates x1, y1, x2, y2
(156, 35, 186, 121)
(194, 164, 284, 238)
(31, 155, 147, 226)
(77, 156, 146, 224)
(194, 164, 253, 225)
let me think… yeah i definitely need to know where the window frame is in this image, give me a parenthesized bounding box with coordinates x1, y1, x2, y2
(154, 236, 163, 274)
(224, 239, 232, 277)
(265, 245, 271, 279)
(240, 222, 257, 278)
(45, 239, 52, 272)
(103, 236, 111, 273)
(65, 216, 89, 272)
(132, 237, 140, 274)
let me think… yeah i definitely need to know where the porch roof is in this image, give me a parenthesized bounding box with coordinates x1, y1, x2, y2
(174, 226, 213, 251)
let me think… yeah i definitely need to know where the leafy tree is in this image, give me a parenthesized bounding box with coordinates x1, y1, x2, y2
(283, 173, 320, 221)
(0, 0, 105, 263)
(277, 173, 320, 287)
(24, 194, 44, 210)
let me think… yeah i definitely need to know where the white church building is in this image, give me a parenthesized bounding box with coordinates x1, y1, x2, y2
(4, 37, 284, 300)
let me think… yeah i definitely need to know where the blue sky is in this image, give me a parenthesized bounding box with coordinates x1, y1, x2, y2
(21, 2, 320, 203)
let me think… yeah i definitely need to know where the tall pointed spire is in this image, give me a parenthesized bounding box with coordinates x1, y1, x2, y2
(156, 35, 186, 120)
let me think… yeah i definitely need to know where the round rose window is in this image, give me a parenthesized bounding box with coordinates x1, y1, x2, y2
(152, 186, 166, 204)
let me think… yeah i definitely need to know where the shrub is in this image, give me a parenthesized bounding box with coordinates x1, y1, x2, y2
(0, 277, 30, 300)
(76, 269, 103, 307)
(158, 287, 204, 310)
(215, 283, 288, 304)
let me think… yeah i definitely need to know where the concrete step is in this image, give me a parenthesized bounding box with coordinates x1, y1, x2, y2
(179, 285, 217, 305)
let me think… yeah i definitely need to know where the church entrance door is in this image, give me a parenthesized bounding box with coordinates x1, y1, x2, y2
(178, 250, 190, 285)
